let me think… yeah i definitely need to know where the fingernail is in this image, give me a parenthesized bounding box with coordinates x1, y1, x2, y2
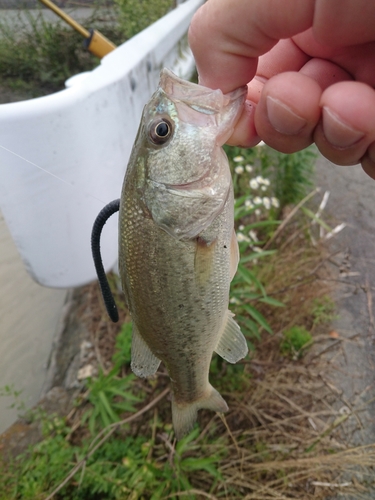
(266, 96, 307, 135)
(322, 107, 365, 148)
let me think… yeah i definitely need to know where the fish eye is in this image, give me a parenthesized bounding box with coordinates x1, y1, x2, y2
(149, 118, 173, 145)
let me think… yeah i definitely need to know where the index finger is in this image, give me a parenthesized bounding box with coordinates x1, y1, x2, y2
(188, 0, 315, 92)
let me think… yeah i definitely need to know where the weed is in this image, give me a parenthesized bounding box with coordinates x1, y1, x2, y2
(280, 325, 313, 358)
(269, 148, 316, 208)
(0, 7, 122, 94)
(226, 143, 317, 213)
(83, 366, 141, 434)
(112, 321, 132, 368)
(312, 295, 337, 325)
(0, 385, 26, 416)
(114, 0, 175, 40)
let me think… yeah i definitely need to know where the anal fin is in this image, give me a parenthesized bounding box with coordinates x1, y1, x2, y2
(215, 311, 248, 363)
(131, 324, 161, 378)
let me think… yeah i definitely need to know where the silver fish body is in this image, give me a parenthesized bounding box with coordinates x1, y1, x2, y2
(119, 69, 248, 439)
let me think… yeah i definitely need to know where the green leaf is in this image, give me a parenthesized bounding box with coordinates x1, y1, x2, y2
(258, 296, 285, 307)
(89, 411, 97, 434)
(236, 264, 266, 295)
(234, 194, 250, 208)
(232, 291, 261, 300)
(181, 457, 220, 477)
(240, 250, 276, 263)
(98, 391, 119, 423)
(242, 304, 273, 334)
(175, 428, 200, 454)
(110, 389, 140, 402)
(301, 206, 332, 231)
(245, 220, 281, 229)
(236, 315, 260, 339)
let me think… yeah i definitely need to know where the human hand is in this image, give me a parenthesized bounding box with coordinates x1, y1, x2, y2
(188, 0, 375, 179)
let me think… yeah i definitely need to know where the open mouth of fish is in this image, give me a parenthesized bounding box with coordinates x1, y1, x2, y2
(149, 153, 228, 197)
(149, 176, 222, 198)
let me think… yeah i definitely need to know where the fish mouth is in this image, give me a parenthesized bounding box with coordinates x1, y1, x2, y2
(149, 179, 212, 198)
(151, 167, 216, 193)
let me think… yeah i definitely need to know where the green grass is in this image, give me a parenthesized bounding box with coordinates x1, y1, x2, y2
(114, 0, 175, 40)
(312, 295, 337, 325)
(0, 0, 171, 95)
(280, 325, 313, 358)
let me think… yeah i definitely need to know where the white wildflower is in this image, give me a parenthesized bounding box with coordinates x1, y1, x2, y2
(245, 200, 254, 209)
(239, 224, 245, 231)
(245, 164, 253, 172)
(249, 179, 259, 189)
(233, 155, 244, 162)
(252, 246, 263, 253)
(234, 165, 244, 174)
(230, 297, 240, 304)
(253, 196, 262, 205)
(236, 232, 250, 242)
(263, 197, 271, 209)
(249, 230, 258, 241)
(255, 208, 261, 216)
(261, 185, 267, 191)
(271, 197, 280, 208)
(256, 175, 271, 186)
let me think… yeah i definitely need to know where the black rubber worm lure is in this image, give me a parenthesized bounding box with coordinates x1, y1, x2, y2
(91, 199, 120, 322)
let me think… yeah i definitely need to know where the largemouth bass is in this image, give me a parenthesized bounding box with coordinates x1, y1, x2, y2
(118, 69, 248, 439)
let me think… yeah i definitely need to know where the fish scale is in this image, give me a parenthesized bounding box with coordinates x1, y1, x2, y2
(118, 69, 249, 439)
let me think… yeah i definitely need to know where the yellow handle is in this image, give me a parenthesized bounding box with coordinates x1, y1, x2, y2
(85, 30, 117, 59)
(38, 0, 90, 37)
(38, 0, 116, 58)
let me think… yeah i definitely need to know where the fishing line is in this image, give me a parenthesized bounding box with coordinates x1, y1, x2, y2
(0, 143, 108, 205)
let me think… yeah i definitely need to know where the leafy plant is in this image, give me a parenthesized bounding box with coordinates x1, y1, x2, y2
(1, 415, 79, 500)
(280, 325, 313, 358)
(114, 0, 175, 40)
(112, 321, 132, 368)
(0, 8, 122, 94)
(0, 385, 26, 415)
(226, 143, 317, 212)
(312, 295, 337, 325)
(0, 414, 223, 500)
(228, 162, 285, 346)
(83, 366, 140, 433)
(269, 148, 316, 208)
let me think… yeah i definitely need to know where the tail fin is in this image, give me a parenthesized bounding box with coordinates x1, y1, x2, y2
(172, 385, 228, 440)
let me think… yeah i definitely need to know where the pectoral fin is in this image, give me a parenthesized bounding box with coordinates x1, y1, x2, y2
(215, 311, 248, 363)
(131, 324, 161, 378)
